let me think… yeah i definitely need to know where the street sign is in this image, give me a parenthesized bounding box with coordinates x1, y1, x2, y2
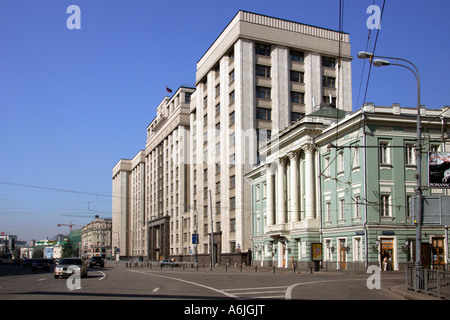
(192, 233, 199, 245)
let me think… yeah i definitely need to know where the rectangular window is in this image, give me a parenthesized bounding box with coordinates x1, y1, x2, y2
(184, 92, 191, 103)
(352, 145, 360, 168)
(322, 76, 336, 88)
(322, 56, 336, 68)
(326, 202, 331, 222)
(230, 198, 236, 210)
(256, 64, 271, 78)
(256, 128, 272, 142)
(290, 50, 304, 63)
(406, 195, 412, 218)
(290, 91, 305, 104)
(255, 44, 271, 56)
(339, 199, 345, 220)
(229, 91, 235, 104)
(380, 195, 391, 217)
(354, 196, 361, 218)
(291, 112, 304, 123)
(256, 86, 271, 99)
(229, 111, 235, 125)
(230, 175, 236, 189)
(380, 141, 390, 164)
(229, 70, 235, 83)
(256, 107, 271, 121)
(215, 84, 220, 97)
(338, 151, 344, 172)
(405, 143, 416, 165)
(290, 70, 304, 83)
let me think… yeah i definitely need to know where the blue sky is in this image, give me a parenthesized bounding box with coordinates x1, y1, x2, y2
(0, 0, 449, 242)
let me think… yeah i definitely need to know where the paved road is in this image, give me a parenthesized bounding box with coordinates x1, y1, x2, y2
(0, 263, 406, 300)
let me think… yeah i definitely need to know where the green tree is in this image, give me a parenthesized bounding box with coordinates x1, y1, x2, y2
(62, 239, 75, 258)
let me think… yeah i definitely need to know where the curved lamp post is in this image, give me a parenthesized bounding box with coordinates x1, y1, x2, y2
(358, 51, 423, 270)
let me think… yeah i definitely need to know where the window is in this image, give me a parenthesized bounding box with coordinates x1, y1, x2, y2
(229, 70, 235, 83)
(185, 92, 191, 103)
(256, 86, 271, 99)
(256, 107, 271, 121)
(290, 50, 304, 62)
(405, 143, 416, 165)
(256, 128, 272, 142)
(291, 112, 304, 123)
(216, 181, 220, 194)
(322, 76, 336, 88)
(379, 141, 390, 164)
(215, 84, 220, 97)
(290, 91, 305, 104)
(324, 157, 330, 176)
(326, 202, 331, 222)
(230, 218, 236, 231)
(354, 196, 361, 218)
(322, 56, 336, 68)
(338, 151, 344, 172)
(229, 132, 235, 147)
(230, 175, 236, 189)
(229, 111, 235, 125)
(339, 199, 345, 220)
(290, 70, 304, 83)
(352, 146, 360, 168)
(230, 197, 236, 210)
(380, 195, 391, 217)
(229, 154, 235, 167)
(406, 195, 413, 218)
(323, 95, 336, 105)
(256, 64, 271, 78)
(255, 44, 271, 56)
(215, 103, 220, 116)
(229, 91, 235, 104)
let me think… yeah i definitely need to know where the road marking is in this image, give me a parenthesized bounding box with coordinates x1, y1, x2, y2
(223, 285, 287, 292)
(37, 278, 46, 281)
(152, 287, 159, 292)
(128, 269, 237, 299)
(98, 271, 106, 281)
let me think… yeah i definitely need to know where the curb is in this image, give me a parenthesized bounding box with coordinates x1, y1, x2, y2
(389, 284, 442, 300)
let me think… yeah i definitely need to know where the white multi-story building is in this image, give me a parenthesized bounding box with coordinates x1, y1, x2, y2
(112, 10, 352, 263)
(188, 10, 351, 263)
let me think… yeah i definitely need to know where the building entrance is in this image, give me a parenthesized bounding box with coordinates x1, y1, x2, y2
(380, 239, 394, 271)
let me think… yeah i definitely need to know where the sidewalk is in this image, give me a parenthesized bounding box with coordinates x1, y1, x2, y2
(389, 284, 443, 300)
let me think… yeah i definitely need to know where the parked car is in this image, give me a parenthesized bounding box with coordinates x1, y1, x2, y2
(54, 258, 88, 279)
(159, 259, 179, 267)
(32, 258, 50, 272)
(89, 256, 105, 268)
(22, 258, 34, 267)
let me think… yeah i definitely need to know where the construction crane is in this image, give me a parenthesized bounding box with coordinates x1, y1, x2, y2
(57, 222, 76, 232)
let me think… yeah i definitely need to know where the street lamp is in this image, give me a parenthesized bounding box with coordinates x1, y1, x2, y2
(358, 51, 423, 270)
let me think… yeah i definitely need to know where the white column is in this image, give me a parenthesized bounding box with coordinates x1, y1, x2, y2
(276, 158, 287, 224)
(266, 165, 274, 227)
(288, 152, 299, 222)
(303, 144, 315, 220)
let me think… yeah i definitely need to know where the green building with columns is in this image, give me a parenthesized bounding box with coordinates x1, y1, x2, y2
(246, 103, 450, 271)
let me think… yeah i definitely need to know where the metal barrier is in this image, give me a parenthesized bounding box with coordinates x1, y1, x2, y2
(406, 267, 450, 299)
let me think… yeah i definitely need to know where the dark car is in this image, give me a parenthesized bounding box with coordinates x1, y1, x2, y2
(22, 258, 34, 267)
(32, 258, 50, 272)
(89, 256, 104, 268)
